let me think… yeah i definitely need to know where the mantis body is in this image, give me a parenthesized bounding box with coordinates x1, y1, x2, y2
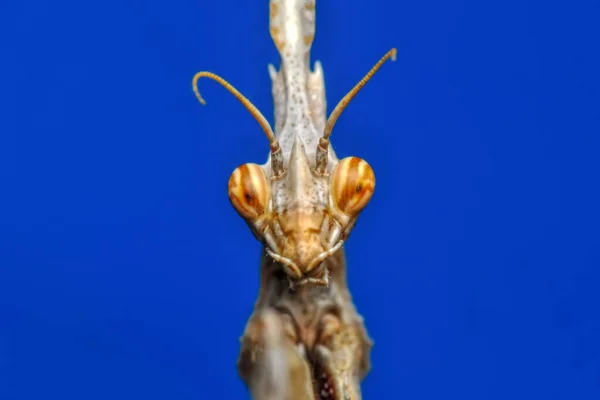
(193, 1, 395, 398)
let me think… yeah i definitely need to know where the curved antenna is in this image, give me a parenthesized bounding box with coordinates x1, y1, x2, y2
(192, 71, 278, 146)
(315, 48, 397, 173)
(192, 71, 285, 176)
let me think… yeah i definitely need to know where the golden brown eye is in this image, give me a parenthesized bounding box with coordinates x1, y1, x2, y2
(331, 157, 375, 216)
(228, 163, 270, 220)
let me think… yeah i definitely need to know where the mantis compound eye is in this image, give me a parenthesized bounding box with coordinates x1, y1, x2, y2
(331, 157, 375, 217)
(228, 163, 270, 221)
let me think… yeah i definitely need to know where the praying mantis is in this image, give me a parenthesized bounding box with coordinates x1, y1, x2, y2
(192, 1, 395, 398)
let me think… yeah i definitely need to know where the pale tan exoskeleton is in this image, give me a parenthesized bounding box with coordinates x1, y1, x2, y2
(192, 1, 395, 399)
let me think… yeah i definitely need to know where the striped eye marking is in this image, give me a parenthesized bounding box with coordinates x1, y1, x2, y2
(331, 157, 376, 216)
(228, 163, 270, 221)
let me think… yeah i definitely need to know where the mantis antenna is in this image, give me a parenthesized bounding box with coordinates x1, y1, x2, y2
(192, 71, 285, 175)
(315, 48, 397, 173)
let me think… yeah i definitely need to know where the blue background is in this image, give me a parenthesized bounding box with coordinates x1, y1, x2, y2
(2, 0, 599, 398)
